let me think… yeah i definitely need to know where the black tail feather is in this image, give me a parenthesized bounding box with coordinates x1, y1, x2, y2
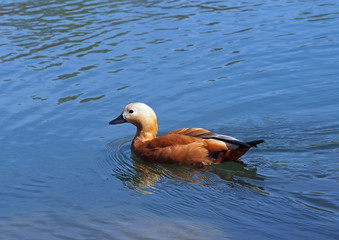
(246, 140, 264, 148)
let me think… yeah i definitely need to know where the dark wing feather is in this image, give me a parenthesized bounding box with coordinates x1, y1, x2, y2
(196, 132, 250, 149)
(166, 128, 250, 149)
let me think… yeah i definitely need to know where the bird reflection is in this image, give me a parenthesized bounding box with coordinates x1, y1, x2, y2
(112, 152, 267, 194)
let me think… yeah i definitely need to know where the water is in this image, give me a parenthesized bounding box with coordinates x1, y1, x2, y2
(1, 0, 338, 239)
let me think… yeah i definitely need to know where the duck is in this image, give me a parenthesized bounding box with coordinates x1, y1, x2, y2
(109, 103, 264, 166)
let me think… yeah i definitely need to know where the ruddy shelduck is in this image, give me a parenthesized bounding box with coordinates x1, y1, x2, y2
(109, 103, 264, 165)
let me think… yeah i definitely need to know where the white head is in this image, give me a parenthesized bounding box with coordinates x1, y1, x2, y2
(109, 103, 158, 141)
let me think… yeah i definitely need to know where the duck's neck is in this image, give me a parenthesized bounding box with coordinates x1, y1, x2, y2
(134, 119, 157, 142)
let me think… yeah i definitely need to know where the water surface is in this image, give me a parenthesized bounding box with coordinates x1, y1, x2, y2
(0, 0, 338, 239)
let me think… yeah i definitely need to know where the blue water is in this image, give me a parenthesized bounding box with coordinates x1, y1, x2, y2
(1, 0, 338, 239)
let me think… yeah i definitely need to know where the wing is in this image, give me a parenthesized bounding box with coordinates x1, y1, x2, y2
(165, 128, 250, 149)
(165, 128, 211, 137)
(134, 134, 211, 165)
(146, 133, 203, 148)
(132, 128, 263, 165)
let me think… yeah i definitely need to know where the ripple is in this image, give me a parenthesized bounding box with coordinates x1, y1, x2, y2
(105, 137, 267, 194)
(0, 177, 51, 205)
(79, 94, 105, 103)
(57, 93, 83, 105)
(1, 0, 338, 238)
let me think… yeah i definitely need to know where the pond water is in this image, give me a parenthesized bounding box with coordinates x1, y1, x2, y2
(0, 0, 338, 239)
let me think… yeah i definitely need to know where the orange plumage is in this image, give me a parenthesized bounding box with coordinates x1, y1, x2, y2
(110, 103, 263, 166)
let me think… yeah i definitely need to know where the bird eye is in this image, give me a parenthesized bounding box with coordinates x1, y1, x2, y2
(129, 110, 134, 114)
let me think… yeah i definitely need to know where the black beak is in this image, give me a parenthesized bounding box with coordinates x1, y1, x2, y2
(109, 114, 127, 125)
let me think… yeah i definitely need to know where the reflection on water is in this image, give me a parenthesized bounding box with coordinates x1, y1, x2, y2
(106, 139, 267, 194)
